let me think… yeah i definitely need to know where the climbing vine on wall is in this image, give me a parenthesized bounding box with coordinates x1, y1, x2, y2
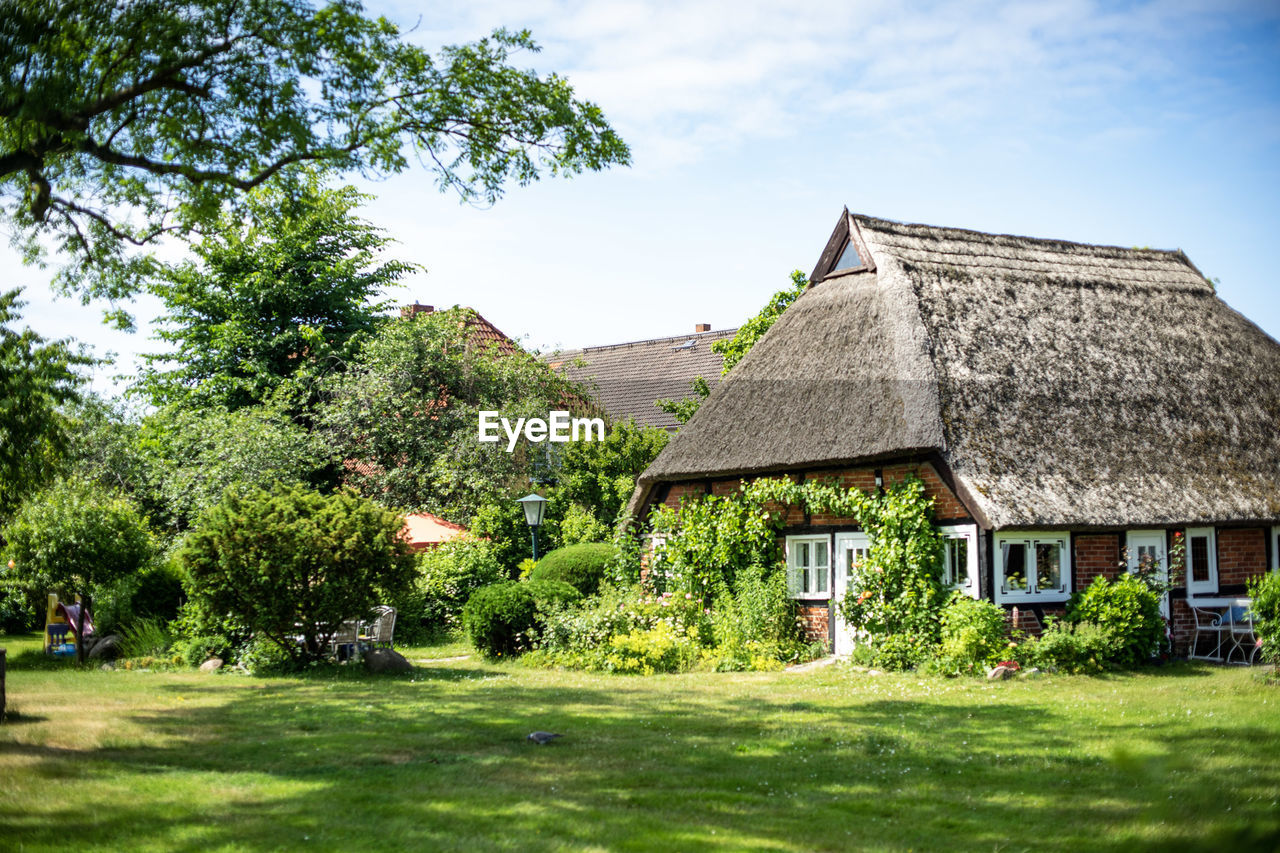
(645, 475, 947, 669)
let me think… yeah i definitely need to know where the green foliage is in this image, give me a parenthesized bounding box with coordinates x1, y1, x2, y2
(647, 482, 786, 599)
(138, 400, 334, 533)
(1, 477, 153, 609)
(127, 562, 187, 626)
(173, 633, 230, 669)
(604, 621, 701, 675)
(462, 580, 581, 659)
(1247, 571, 1280, 666)
(1067, 574, 1165, 665)
(138, 175, 411, 412)
(321, 307, 581, 522)
(118, 619, 173, 660)
(705, 564, 805, 671)
(932, 593, 1011, 676)
(833, 478, 948, 670)
(179, 483, 415, 665)
(654, 375, 710, 425)
(3, 1, 629, 302)
(1022, 620, 1117, 674)
(528, 584, 709, 673)
(0, 289, 91, 521)
(407, 537, 505, 637)
(553, 419, 669, 528)
(712, 270, 808, 375)
(528, 543, 619, 596)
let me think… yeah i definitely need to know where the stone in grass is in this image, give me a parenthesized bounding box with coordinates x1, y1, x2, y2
(987, 665, 1016, 681)
(87, 634, 122, 661)
(199, 658, 223, 673)
(364, 648, 413, 674)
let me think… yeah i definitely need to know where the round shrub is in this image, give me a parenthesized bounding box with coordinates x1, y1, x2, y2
(1023, 620, 1116, 674)
(462, 581, 581, 659)
(933, 593, 1010, 676)
(1067, 574, 1164, 665)
(527, 542, 618, 596)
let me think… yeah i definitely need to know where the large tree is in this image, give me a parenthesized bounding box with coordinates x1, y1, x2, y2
(137, 173, 411, 412)
(0, 0, 630, 302)
(0, 288, 90, 521)
(320, 306, 584, 523)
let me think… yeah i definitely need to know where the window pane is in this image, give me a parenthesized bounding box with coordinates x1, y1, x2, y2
(815, 564, 827, 594)
(1035, 542, 1061, 591)
(1003, 543, 1027, 592)
(803, 568, 812, 594)
(1190, 536, 1209, 583)
(834, 239, 862, 271)
(797, 542, 810, 569)
(955, 541, 969, 585)
(815, 541, 829, 568)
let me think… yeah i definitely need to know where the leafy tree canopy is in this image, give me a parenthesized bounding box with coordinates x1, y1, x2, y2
(1, 0, 630, 302)
(137, 173, 410, 411)
(0, 288, 91, 521)
(320, 306, 584, 522)
(138, 397, 335, 535)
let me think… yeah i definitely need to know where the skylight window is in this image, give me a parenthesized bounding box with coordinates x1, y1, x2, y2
(833, 238, 863, 271)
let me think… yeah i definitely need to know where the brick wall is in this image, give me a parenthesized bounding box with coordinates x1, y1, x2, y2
(1075, 534, 1122, 590)
(1217, 528, 1266, 587)
(796, 602, 829, 648)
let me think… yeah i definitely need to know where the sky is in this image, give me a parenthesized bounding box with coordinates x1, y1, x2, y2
(8, 0, 1280, 395)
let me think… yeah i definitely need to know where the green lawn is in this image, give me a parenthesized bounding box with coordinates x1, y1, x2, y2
(2, 632, 1278, 852)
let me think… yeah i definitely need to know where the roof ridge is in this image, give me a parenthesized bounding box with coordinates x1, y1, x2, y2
(550, 327, 739, 357)
(851, 212, 1187, 260)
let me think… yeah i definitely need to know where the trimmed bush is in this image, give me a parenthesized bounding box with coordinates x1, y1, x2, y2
(527, 543, 618, 596)
(932, 593, 1010, 676)
(462, 580, 581, 658)
(1067, 574, 1165, 665)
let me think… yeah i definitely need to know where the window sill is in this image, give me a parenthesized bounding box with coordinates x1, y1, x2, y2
(996, 591, 1070, 605)
(790, 593, 831, 603)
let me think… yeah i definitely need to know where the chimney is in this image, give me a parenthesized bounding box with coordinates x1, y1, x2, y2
(694, 323, 711, 333)
(401, 302, 434, 319)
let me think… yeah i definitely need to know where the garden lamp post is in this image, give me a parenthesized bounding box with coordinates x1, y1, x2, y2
(516, 493, 549, 560)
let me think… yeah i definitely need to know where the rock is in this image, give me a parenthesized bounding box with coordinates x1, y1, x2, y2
(1024, 667, 1041, 677)
(87, 634, 122, 661)
(987, 665, 1015, 681)
(99, 663, 114, 672)
(364, 648, 413, 674)
(867, 669, 884, 677)
(199, 658, 223, 673)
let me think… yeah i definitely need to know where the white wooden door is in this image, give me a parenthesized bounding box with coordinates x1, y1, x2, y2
(833, 532, 871, 656)
(1127, 530, 1169, 618)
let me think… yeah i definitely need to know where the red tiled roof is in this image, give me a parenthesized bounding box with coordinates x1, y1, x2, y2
(402, 512, 468, 551)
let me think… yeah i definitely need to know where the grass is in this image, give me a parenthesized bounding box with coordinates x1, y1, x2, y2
(2, 631, 1278, 852)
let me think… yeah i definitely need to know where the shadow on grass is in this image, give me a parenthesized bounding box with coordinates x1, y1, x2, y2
(2, 663, 1278, 852)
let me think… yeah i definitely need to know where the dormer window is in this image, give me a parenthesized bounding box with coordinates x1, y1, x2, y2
(809, 208, 876, 283)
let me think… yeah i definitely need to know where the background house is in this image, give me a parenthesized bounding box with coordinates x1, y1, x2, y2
(544, 324, 737, 431)
(631, 210, 1280, 654)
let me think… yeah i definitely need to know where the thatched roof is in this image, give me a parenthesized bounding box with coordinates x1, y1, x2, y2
(545, 327, 737, 431)
(638, 211, 1280, 528)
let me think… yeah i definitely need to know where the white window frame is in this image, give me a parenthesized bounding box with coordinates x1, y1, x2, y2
(994, 531, 1071, 604)
(939, 524, 979, 598)
(786, 535, 831, 600)
(1184, 527, 1218, 595)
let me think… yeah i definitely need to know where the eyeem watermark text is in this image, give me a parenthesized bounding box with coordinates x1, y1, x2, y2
(478, 410, 605, 452)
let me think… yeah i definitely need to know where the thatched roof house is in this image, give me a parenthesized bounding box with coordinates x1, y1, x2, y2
(633, 210, 1280, 655)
